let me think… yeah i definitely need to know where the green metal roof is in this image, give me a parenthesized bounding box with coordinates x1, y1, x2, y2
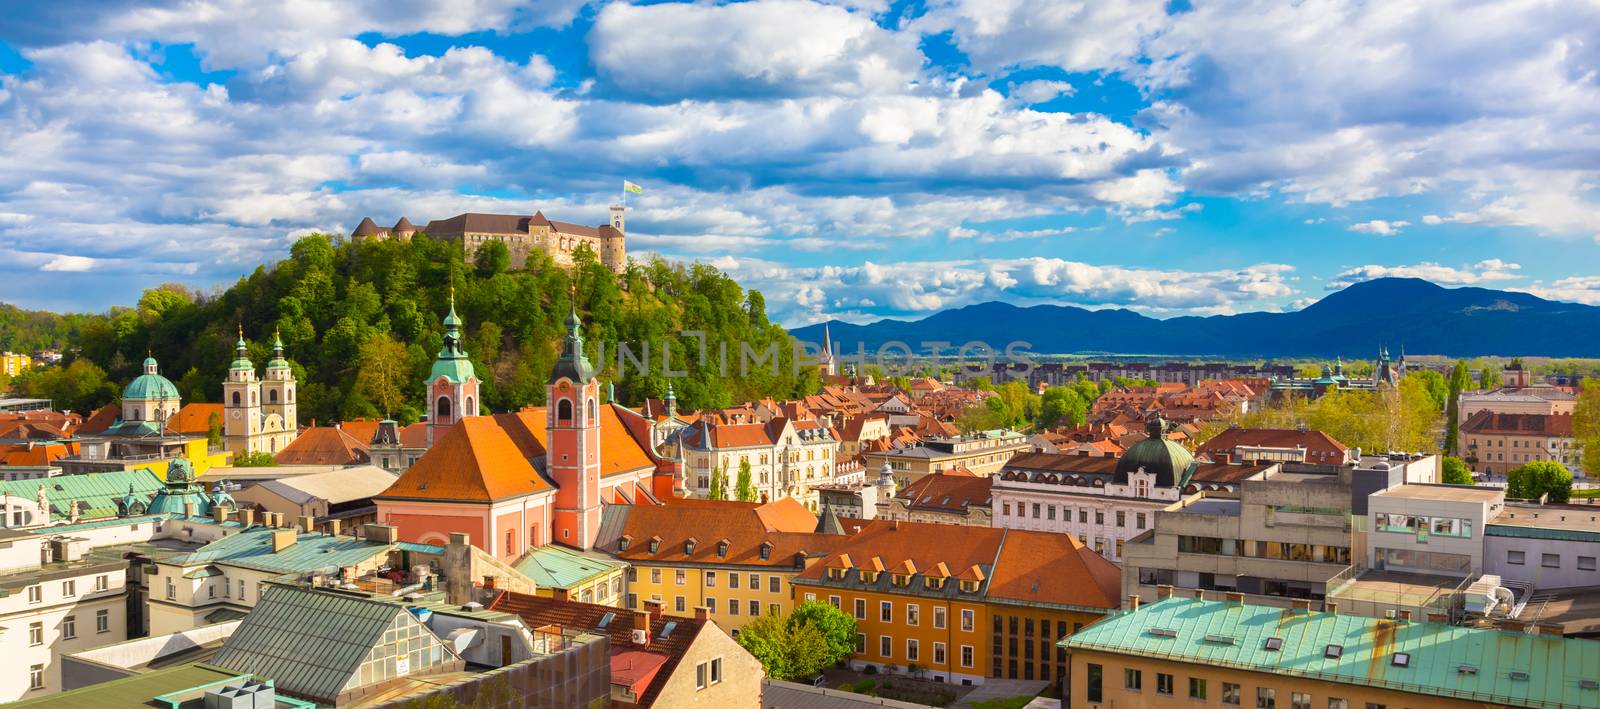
(1064, 596, 1600, 709)
(395, 541, 445, 555)
(1486, 524, 1600, 544)
(6, 663, 250, 709)
(0, 468, 165, 519)
(124, 371, 181, 401)
(172, 527, 391, 574)
(212, 585, 453, 704)
(514, 544, 626, 589)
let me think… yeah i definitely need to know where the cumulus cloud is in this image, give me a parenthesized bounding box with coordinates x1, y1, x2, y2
(1348, 219, 1410, 236)
(1520, 277, 1600, 305)
(1325, 260, 1522, 289)
(1009, 79, 1075, 104)
(915, 0, 1168, 73)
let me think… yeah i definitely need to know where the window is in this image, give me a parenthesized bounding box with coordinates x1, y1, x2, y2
(1543, 553, 1561, 569)
(907, 604, 920, 626)
(933, 642, 946, 664)
(907, 638, 920, 661)
(62, 615, 76, 639)
(1292, 693, 1311, 709)
(29, 621, 43, 646)
(27, 585, 40, 603)
(1222, 682, 1242, 705)
(769, 576, 780, 593)
(706, 596, 716, 611)
(729, 599, 739, 615)
(1125, 668, 1142, 691)
(706, 571, 717, 587)
(1364, 704, 1386, 709)
(881, 600, 893, 622)
(695, 661, 707, 690)
(770, 603, 780, 616)
(62, 580, 75, 597)
(749, 600, 760, 616)
(1190, 677, 1208, 700)
(1047, 506, 1055, 520)
(1257, 687, 1276, 708)
(1328, 699, 1348, 709)
(239, 579, 246, 600)
(96, 609, 109, 633)
(1032, 503, 1040, 518)
(961, 644, 974, 667)
(855, 633, 866, 653)
(1155, 672, 1174, 695)
(854, 598, 866, 619)
(1581, 556, 1597, 571)
(95, 575, 108, 591)
(934, 606, 947, 629)
(1116, 511, 1126, 528)
(749, 573, 759, 588)
(1079, 509, 1088, 523)
(652, 568, 662, 583)
(1087, 663, 1103, 703)
(675, 596, 686, 613)
(961, 608, 975, 632)
(29, 665, 43, 690)
(1095, 511, 1104, 525)
(880, 635, 892, 657)
(1137, 512, 1147, 529)
(1003, 502, 1012, 516)
(730, 573, 740, 589)
(676, 569, 687, 585)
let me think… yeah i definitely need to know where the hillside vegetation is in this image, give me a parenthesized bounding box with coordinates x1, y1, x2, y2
(8, 235, 814, 422)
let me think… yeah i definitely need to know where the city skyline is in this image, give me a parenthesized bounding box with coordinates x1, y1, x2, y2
(1, 1, 1597, 324)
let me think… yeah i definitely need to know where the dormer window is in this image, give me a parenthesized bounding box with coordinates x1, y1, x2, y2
(829, 568, 845, 580)
(960, 580, 978, 593)
(925, 577, 945, 591)
(861, 571, 878, 584)
(618, 536, 631, 552)
(685, 539, 697, 555)
(759, 542, 772, 560)
(717, 541, 729, 558)
(648, 538, 660, 554)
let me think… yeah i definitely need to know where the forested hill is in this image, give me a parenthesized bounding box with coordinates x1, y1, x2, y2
(4, 236, 813, 423)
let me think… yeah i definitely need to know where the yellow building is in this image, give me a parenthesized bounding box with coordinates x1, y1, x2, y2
(792, 519, 1121, 686)
(604, 497, 841, 632)
(1065, 593, 1594, 709)
(0, 352, 30, 378)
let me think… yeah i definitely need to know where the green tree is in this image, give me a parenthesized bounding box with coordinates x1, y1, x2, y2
(206, 411, 224, 452)
(1479, 366, 1501, 390)
(357, 333, 411, 417)
(1506, 460, 1572, 503)
(1411, 369, 1448, 412)
(14, 358, 117, 413)
(474, 240, 511, 277)
(709, 464, 727, 501)
(789, 600, 858, 662)
(1574, 379, 1600, 476)
(234, 451, 277, 467)
(1038, 386, 1088, 429)
(1441, 456, 1473, 485)
(735, 460, 756, 502)
(1445, 360, 1471, 454)
(737, 609, 838, 681)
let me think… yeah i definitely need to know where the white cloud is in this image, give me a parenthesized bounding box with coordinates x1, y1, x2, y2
(915, 0, 1168, 73)
(1326, 260, 1522, 289)
(588, 0, 922, 100)
(1520, 277, 1600, 305)
(1009, 79, 1075, 104)
(1348, 219, 1410, 236)
(40, 255, 97, 272)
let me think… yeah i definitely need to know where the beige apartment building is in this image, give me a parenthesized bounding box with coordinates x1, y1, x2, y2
(862, 430, 1030, 490)
(0, 530, 132, 701)
(1460, 411, 1579, 475)
(677, 418, 840, 509)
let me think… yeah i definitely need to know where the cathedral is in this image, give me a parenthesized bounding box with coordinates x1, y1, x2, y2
(351, 204, 627, 273)
(223, 329, 298, 456)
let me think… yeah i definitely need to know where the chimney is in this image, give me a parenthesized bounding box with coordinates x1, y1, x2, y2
(695, 606, 710, 622)
(1192, 588, 1206, 600)
(365, 524, 399, 544)
(1156, 584, 1174, 600)
(300, 515, 315, 533)
(1497, 620, 1527, 633)
(271, 528, 297, 553)
(1426, 613, 1449, 624)
(183, 501, 196, 518)
(551, 587, 569, 601)
(644, 599, 664, 620)
(632, 610, 652, 647)
(1225, 591, 1245, 605)
(212, 506, 228, 524)
(240, 508, 256, 527)
(1324, 601, 1338, 614)
(1396, 609, 1412, 622)
(1291, 598, 1312, 613)
(327, 519, 341, 536)
(1127, 595, 1141, 611)
(449, 532, 470, 547)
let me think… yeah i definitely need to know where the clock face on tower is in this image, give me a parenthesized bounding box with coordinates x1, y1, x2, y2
(230, 410, 241, 420)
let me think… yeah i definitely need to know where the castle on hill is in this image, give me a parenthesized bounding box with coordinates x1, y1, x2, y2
(351, 203, 627, 273)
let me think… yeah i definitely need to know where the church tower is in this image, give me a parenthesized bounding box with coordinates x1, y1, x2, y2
(261, 330, 297, 447)
(223, 328, 261, 455)
(818, 323, 837, 377)
(548, 284, 603, 550)
(427, 289, 480, 447)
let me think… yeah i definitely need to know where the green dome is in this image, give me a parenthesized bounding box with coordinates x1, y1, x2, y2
(124, 372, 180, 401)
(1115, 418, 1196, 488)
(430, 357, 476, 384)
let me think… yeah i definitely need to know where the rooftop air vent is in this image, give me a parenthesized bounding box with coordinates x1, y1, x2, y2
(1324, 644, 1343, 659)
(1580, 680, 1598, 690)
(1148, 627, 1178, 638)
(1203, 634, 1235, 645)
(1263, 637, 1283, 651)
(1458, 665, 1478, 675)
(657, 621, 678, 640)
(1392, 653, 1410, 668)
(598, 612, 615, 629)
(1510, 671, 1530, 681)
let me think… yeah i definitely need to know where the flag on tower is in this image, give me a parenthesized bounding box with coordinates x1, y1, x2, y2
(623, 180, 643, 194)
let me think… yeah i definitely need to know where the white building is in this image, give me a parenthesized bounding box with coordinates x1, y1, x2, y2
(0, 529, 132, 701)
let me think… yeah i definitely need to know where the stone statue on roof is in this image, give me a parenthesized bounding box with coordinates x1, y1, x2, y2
(36, 484, 48, 518)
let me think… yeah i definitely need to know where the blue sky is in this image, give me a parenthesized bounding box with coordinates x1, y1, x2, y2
(0, 1, 1597, 324)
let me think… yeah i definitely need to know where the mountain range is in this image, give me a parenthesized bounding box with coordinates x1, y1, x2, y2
(788, 278, 1600, 358)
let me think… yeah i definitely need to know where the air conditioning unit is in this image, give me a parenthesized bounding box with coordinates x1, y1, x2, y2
(631, 629, 648, 645)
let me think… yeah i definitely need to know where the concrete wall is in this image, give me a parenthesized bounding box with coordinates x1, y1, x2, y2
(60, 620, 240, 691)
(1485, 535, 1600, 589)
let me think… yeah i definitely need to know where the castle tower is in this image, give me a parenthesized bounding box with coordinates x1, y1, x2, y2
(223, 327, 261, 454)
(261, 329, 297, 449)
(426, 289, 480, 447)
(602, 203, 626, 273)
(548, 284, 603, 550)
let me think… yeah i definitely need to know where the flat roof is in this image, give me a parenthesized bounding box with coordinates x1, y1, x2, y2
(7, 663, 257, 708)
(1332, 569, 1465, 608)
(1177, 498, 1241, 516)
(1374, 484, 1504, 502)
(1492, 504, 1600, 532)
(1516, 585, 1600, 637)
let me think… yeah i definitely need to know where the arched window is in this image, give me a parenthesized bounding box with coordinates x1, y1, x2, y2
(231, 391, 241, 407)
(288, 390, 294, 403)
(436, 396, 452, 421)
(586, 398, 596, 422)
(464, 396, 475, 415)
(557, 398, 573, 423)
(269, 389, 278, 404)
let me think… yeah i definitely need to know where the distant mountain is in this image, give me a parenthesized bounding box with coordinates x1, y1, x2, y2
(789, 278, 1600, 358)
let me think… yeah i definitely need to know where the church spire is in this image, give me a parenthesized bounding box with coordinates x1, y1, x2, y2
(549, 281, 595, 383)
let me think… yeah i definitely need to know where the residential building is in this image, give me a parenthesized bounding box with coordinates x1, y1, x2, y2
(229, 465, 397, 530)
(675, 415, 840, 510)
(352, 204, 627, 272)
(1484, 500, 1600, 591)
(270, 425, 369, 466)
(512, 544, 629, 606)
(221, 330, 298, 457)
(792, 519, 1122, 686)
(358, 418, 428, 473)
(862, 430, 1030, 490)
(1065, 595, 1600, 709)
(992, 439, 1275, 562)
(1458, 387, 1576, 423)
(2, 351, 32, 377)
(491, 591, 764, 707)
(1461, 411, 1580, 476)
(0, 529, 132, 700)
(1195, 425, 1354, 466)
(601, 497, 837, 632)
(877, 466, 992, 526)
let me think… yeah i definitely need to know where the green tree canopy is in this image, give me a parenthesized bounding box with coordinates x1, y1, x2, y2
(737, 605, 851, 681)
(735, 460, 756, 502)
(789, 600, 858, 661)
(1506, 460, 1573, 503)
(1441, 456, 1473, 485)
(1574, 379, 1600, 476)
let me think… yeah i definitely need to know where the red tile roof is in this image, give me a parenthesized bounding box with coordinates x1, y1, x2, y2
(165, 403, 222, 436)
(273, 426, 371, 466)
(492, 404, 657, 477)
(611, 497, 836, 567)
(1462, 411, 1574, 437)
(1196, 427, 1350, 464)
(77, 405, 121, 435)
(376, 417, 553, 502)
(894, 468, 992, 514)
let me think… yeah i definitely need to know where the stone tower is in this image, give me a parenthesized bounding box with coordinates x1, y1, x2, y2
(426, 289, 480, 446)
(548, 285, 603, 550)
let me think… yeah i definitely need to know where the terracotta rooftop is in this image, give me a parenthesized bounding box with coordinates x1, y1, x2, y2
(1462, 411, 1574, 437)
(492, 403, 657, 477)
(273, 425, 371, 466)
(894, 468, 992, 514)
(1196, 427, 1350, 464)
(375, 417, 553, 502)
(608, 497, 837, 568)
(165, 402, 222, 437)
